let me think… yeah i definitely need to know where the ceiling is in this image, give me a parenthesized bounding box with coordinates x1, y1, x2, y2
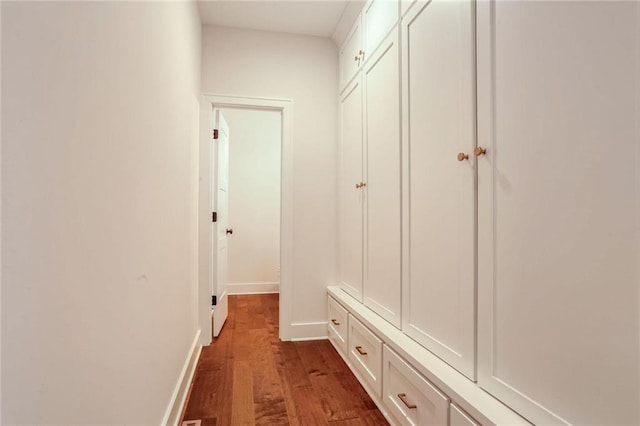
(198, 0, 352, 38)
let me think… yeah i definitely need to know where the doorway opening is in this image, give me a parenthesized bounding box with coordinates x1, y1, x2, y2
(199, 95, 293, 344)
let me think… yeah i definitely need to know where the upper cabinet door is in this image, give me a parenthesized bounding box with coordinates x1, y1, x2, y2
(476, 1, 640, 424)
(362, 0, 399, 63)
(363, 29, 402, 328)
(339, 17, 363, 93)
(340, 77, 364, 301)
(401, 0, 476, 380)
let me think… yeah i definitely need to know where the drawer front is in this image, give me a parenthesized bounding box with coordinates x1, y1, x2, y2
(328, 296, 349, 356)
(450, 403, 480, 426)
(383, 346, 449, 425)
(348, 315, 384, 397)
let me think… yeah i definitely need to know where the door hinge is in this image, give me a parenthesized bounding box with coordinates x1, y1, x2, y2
(212, 211, 217, 223)
(212, 295, 217, 306)
(213, 129, 219, 140)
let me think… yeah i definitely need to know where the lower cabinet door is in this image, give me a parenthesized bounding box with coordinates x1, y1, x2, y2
(348, 315, 383, 397)
(450, 403, 480, 426)
(327, 296, 349, 357)
(383, 346, 450, 425)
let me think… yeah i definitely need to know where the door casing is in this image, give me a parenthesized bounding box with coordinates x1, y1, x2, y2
(199, 94, 293, 345)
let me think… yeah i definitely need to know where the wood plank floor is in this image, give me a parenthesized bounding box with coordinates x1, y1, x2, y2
(181, 294, 388, 426)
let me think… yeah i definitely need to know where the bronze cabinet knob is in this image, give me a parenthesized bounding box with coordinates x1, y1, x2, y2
(457, 152, 469, 161)
(474, 146, 487, 156)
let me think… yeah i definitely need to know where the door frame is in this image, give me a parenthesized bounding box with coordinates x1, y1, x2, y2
(199, 94, 293, 345)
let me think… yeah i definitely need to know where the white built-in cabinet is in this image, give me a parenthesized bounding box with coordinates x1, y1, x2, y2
(339, 20, 362, 91)
(362, 0, 398, 59)
(363, 30, 402, 328)
(339, 0, 400, 93)
(336, 0, 640, 425)
(475, 1, 640, 424)
(401, 0, 476, 380)
(340, 5, 402, 327)
(339, 78, 364, 301)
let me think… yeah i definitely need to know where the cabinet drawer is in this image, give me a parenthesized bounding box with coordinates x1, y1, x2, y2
(328, 296, 349, 356)
(450, 403, 480, 426)
(348, 315, 383, 397)
(383, 346, 449, 425)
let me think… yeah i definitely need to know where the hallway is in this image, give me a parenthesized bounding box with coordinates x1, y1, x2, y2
(182, 294, 387, 425)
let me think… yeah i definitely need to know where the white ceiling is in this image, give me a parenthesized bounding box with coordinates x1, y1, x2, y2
(198, 1, 352, 38)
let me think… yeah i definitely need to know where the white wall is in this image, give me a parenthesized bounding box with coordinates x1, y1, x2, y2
(202, 26, 338, 334)
(222, 108, 281, 289)
(1, 2, 201, 424)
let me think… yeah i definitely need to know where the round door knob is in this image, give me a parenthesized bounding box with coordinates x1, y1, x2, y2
(457, 152, 469, 161)
(360, 182, 366, 187)
(355, 55, 360, 62)
(474, 146, 487, 156)
(226, 228, 233, 235)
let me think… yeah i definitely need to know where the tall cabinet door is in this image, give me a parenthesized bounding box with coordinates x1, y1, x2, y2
(477, 1, 640, 425)
(401, 0, 476, 379)
(362, 30, 402, 328)
(340, 78, 364, 301)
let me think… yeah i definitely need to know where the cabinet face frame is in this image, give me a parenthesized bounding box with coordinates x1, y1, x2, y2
(450, 403, 480, 426)
(362, 28, 403, 328)
(400, 0, 477, 380)
(339, 77, 365, 301)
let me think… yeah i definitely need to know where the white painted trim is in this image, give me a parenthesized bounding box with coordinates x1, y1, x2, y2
(227, 282, 279, 295)
(161, 330, 202, 426)
(199, 94, 294, 343)
(288, 321, 329, 341)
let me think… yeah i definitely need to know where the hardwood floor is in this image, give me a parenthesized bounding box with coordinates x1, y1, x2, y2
(181, 294, 388, 426)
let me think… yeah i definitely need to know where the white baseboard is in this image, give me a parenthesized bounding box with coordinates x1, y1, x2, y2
(289, 321, 329, 341)
(161, 329, 202, 426)
(227, 282, 279, 295)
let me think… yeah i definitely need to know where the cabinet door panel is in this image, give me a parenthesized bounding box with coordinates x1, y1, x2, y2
(340, 78, 364, 301)
(363, 0, 399, 59)
(363, 30, 402, 328)
(340, 18, 362, 93)
(401, 0, 476, 379)
(477, 1, 640, 424)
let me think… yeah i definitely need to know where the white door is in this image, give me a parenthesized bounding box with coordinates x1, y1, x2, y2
(401, 0, 476, 379)
(212, 109, 230, 337)
(340, 77, 364, 301)
(476, 1, 640, 424)
(363, 29, 402, 328)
